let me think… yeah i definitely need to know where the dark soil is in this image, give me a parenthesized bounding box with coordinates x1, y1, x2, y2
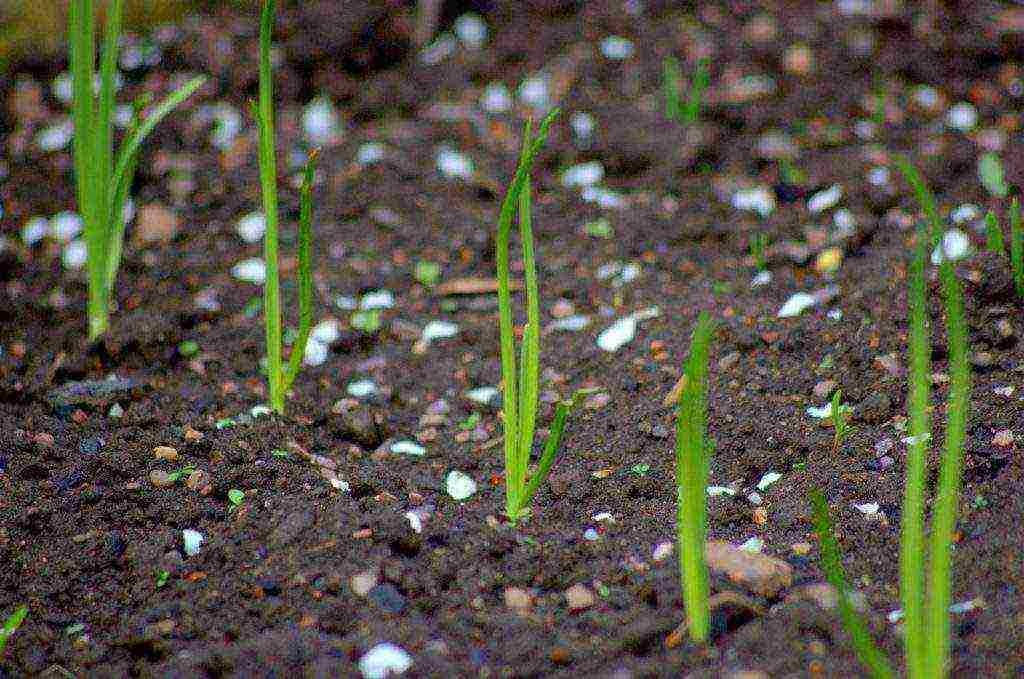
(3, 1, 1024, 677)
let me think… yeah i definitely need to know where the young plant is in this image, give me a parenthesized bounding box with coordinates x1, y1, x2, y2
(809, 491, 895, 679)
(984, 211, 1005, 256)
(254, 0, 319, 415)
(69, 0, 205, 340)
(675, 312, 716, 642)
(497, 110, 587, 523)
(830, 389, 853, 453)
(750, 232, 768, 271)
(1011, 198, 1023, 297)
(663, 56, 709, 125)
(0, 606, 27, 656)
(895, 158, 973, 679)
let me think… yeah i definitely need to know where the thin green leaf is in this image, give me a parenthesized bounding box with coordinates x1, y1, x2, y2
(978, 153, 1008, 198)
(1011, 198, 1023, 297)
(985, 211, 1005, 256)
(96, 0, 124, 261)
(663, 56, 682, 121)
(676, 311, 715, 642)
(520, 390, 589, 510)
(925, 256, 971, 679)
(809, 490, 896, 679)
(0, 605, 27, 655)
(894, 156, 942, 247)
(683, 58, 710, 125)
(284, 149, 320, 391)
(103, 94, 148, 293)
(516, 179, 541, 499)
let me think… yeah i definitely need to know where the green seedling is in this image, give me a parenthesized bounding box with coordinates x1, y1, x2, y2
(750, 232, 768, 271)
(178, 340, 200, 357)
(809, 490, 895, 679)
(1011, 198, 1023, 297)
(978, 153, 1008, 198)
(496, 110, 589, 523)
(414, 260, 441, 286)
(227, 489, 245, 506)
(0, 606, 27, 656)
(458, 412, 481, 431)
(664, 56, 709, 125)
(630, 463, 651, 477)
(69, 0, 206, 340)
(873, 82, 887, 129)
(156, 570, 170, 588)
(985, 211, 1005, 256)
(895, 158, 973, 679)
(167, 464, 196, 483)
(675, 312, 716, 643)
(831, 389, 853, 453)
(350, 309, 382, 333)
(254, 0, 319, 415)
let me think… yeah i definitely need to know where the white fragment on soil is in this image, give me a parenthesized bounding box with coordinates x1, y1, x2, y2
(518, 74, 551, 110)
(204, 103, 242, 150)
(347, 379, 377, 398)
(391, 440, 425, 457)
(446, 470, 477, 500)
(465, 386, 498, 405)
(404, 510, 426, 534)
(436, 147, 474, 180)
(303, 340, 329, 367)
(950, 204, 980, 225)
(652, 541, 674, 562)
(600, 36, 634, 60)
(592, 512, 615, 523)
(420, 34, 457, 65)
(570, 111, 596, 140)
(778, 292, 816, 318)
(562, 161, 604, 188)
(732, 186, 775, 218)
(182, 529, 204, 557)
(747, 492, 763, 506)
(231, 258, 266, 284)
(946, 102, 978, 131)
(480, 82, 513, 113)
(311, 319, 341, 345)
(582, 186, 625, 208)
(931, 229, 972, 264)
(50, 211, 83, 242)
(360, 290, 394, 310)
(62, 240, 88, 269)
(550, 315, 591, 332)
(854, 502, 880, 515)
(236, 211, 265, 243)
(806, 402, 834, 419)
(807, 184, 842, 214)
(356, 142, 385, 165)
(834, 208, 856, 236)
(359, 643, 413, 679)
(302, 97, 340, 145)
(251, 405, 272, 418)
(36, 119, 74, 152)
(454, 13, 487, 49)
(756, 471, 782, 491)
(583, 528, 600, 541)
(421, 320, 459, 344)
(751, 270, 773, 288)
(22, 217, 49, 246)
(739, 537, 764, 553)
(889, 598, 984, 624)
(867, 166, 890, 187)
(597, 307, 659, 352)
(707, 486, 737, 497)
(109, 403, 124, 418)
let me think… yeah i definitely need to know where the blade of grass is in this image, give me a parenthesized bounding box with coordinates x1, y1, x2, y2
(1011, 198, 1023, 296)
(984, 211, 1005, 256)
(924, 251, 971, 679)
(103, 93, 148, 293)
(676, 311, 715, 642)
(0, 605, 27, 656)
(896, 159, 934, 679)
(96, 0, 123, 266)
(283, 149, 320, 392)
(895, 156, 942, 247)
(520, 389, 591, 510)
(683, 58, 709, 125)
(663, 56, 682, 121)
(515, 178, 541, 504)
(809, 490, 896, 679)
(257, 0, 283, 412)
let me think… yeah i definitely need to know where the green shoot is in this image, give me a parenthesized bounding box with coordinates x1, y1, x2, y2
(1011, 198, 1023, 297)
(984, 211, 1005, 256)
(895, 158, 973, 679)
(254, 0, 319, 415)
(0, 606, 27, 656)
(873, 82, 887, 130)
(497, 109, 587, 523)
(675, 311, 716, 642)
(830, 389, 853, 453)
(978, 153, 1009, 198)
(750, 232, 768, 271)
(69, 0, 205, 340)
(809, 490, 895, 679)
(664, 56, 709, 125)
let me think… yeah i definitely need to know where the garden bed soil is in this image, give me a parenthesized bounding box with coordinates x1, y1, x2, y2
(3, 1, 1024, 676)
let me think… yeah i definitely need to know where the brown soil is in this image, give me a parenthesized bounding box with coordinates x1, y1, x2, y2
(3, 1, 1024, 677)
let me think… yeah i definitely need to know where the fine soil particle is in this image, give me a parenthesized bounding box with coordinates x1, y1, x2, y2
(3, 1, 1024, 677)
